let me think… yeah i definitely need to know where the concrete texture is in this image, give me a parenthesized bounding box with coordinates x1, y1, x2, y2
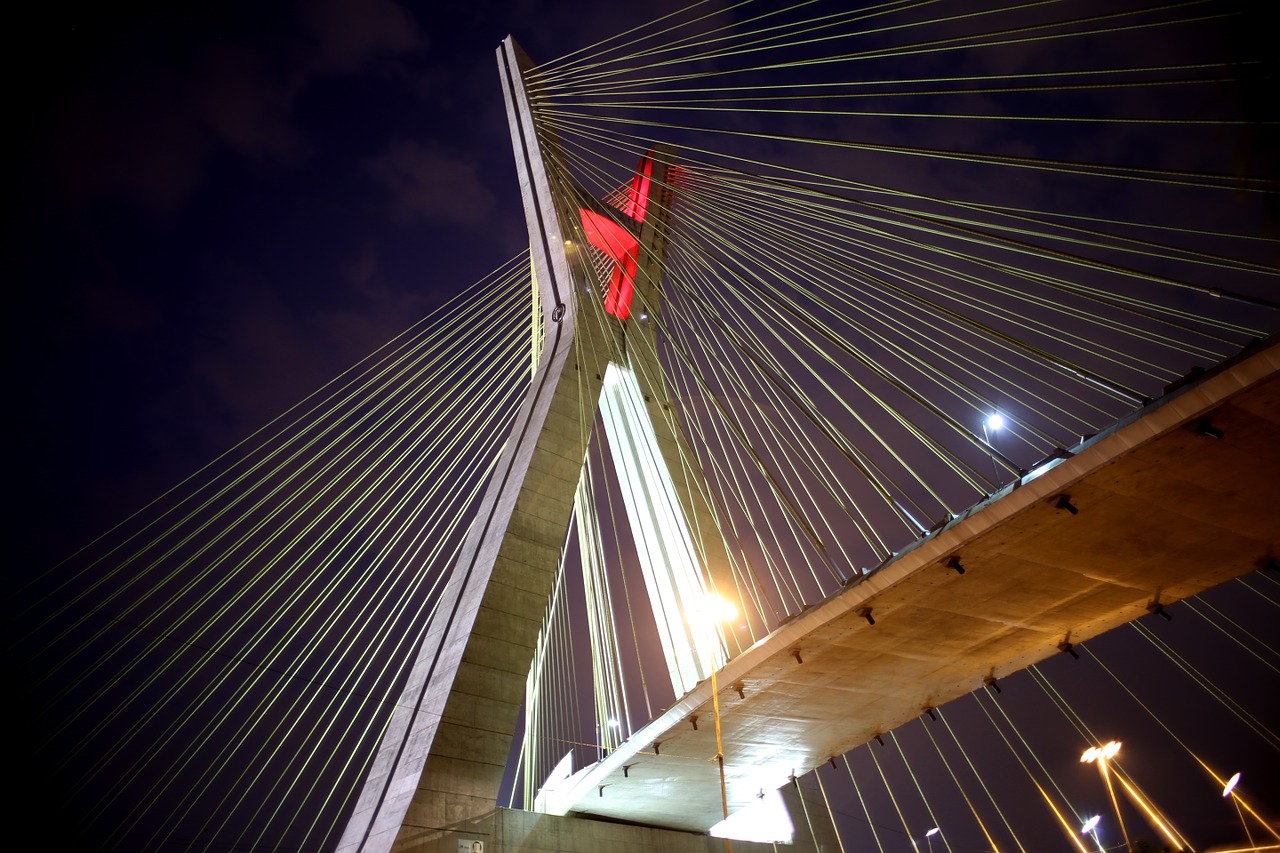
(336, 38, 616, 852)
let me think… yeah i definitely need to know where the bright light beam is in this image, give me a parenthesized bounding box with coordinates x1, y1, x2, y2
(1113, 771, 1189, 851)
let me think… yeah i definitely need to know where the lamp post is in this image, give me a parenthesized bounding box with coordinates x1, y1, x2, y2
(703, 595, 737, 853)
(910, 826, 941, 852)
(1221, 772, 1262, 849)
(1081, 815, 1105, 853)
(1081, 741, 1128, 851)
(711, 662, 731, 852)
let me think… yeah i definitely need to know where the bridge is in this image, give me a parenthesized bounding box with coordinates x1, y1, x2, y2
(547, 344, 1279, 833)
(13, 3, 1280, 853)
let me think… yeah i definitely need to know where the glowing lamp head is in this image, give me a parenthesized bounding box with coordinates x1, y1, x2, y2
(606, 718, 621, 729)
(1082, 741, 1121, 763)
(925, 827, 940, 838)
(986, 413, 1005, 431)
(704, 595, 738, 624)
(1222, 772, 1241, 797)
(1081, 816, 1100, 834)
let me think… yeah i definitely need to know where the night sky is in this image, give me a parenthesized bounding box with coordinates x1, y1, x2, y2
(11, 1, 1278, 851)
(15, 0, 688, 566)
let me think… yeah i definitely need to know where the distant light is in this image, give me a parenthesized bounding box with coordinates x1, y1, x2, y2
(1223, 772, 1241, 797)
(564, 239, 573, 246)
(1102, 740, 1121, 759)
(1081, 816, 1101, 834)
(986, 413, 1005, 431)
(925, 827, 940, 837)
(606, 718, 621, 728)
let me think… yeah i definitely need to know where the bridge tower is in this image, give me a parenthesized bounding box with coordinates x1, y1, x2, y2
(336, 37, 814, 853)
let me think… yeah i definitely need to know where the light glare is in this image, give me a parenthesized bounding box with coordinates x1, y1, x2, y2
(1081, 741, 1122, 763)
(1223, 772, 1241, 797)
(709, 789, 794, 844)
(986, 413, 1006, 431)
(705, 595, 738, 623)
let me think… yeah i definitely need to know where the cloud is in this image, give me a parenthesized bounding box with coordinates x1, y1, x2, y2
(44, 0, 426, 217)
(362, 139, 497, 225)
(195, 42, 303, 163)
(49, 83, 214, 218)
(299, 0, 424, 74)
(342, 240, 381, 290)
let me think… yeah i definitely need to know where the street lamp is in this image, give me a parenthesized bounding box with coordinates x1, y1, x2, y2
(910, 826, 941, 852)
(1082, 742, 1129, 851)
(702, 594, 737, 853)
(1080, 816, 1105, 853)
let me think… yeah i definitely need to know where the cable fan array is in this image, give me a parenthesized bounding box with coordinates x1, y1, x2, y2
(12, 1, 1278, 851)
(15, 254, 536, 851)
(503, 0, 1278, 832)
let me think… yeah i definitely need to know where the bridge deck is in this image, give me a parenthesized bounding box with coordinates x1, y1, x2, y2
(544, 339, 1279, 833)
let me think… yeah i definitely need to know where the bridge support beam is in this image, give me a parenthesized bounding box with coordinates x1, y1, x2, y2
(341, 35, 814, 853)
(336, 37, 615, 853)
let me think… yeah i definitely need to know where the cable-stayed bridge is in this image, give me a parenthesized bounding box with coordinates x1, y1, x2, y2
(13, 3, 1280, 852)
(538, 344, 1277, 833)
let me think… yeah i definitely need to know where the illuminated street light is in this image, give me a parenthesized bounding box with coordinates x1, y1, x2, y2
(1081, 741, 1122, 763)
(705, 595, 738, 625)
(1217, 770, 1280, 848)
(700, 593, 737, 853)
(910, 826, 942, 852)
(1082, 742, 1129, 850)
(1080, 815, 1106, 853)
(986, 413, 1006, 431)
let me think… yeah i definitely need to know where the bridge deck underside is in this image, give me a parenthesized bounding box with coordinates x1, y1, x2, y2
(558, 345, 1279, 833)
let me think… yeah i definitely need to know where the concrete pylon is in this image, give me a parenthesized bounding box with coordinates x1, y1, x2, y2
(335, 36, 615, 853)
(336, 36, 787, 853)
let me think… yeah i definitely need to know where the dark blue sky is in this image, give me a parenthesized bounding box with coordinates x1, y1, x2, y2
(10, 2, 1276, 850)
(15, 0, 685, 564)
(16, 0, 1276, 562)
